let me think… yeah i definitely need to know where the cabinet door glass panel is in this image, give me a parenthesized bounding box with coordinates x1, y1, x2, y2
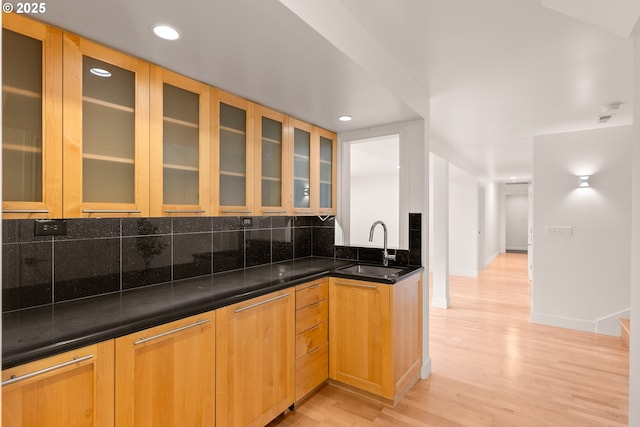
(293, 128, 310, 209)
(219, 102, 246, 206)
(82, 56, 135, 203)
(261, 116, 282, 207)
(2, 29, 43, 202)
(319, 136, 333, 209)
(163, 83, 199, 205)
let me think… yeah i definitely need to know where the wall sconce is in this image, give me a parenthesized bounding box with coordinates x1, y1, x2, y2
(577, 175, 590, 188)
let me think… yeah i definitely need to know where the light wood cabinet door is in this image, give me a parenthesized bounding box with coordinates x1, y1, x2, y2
(289, 119, 314, 215)
(317, 128, 337, 215)
(2, 14, 63, 219)
(212, 89, 255, 215)
(329, 277, 393, 398)
(63, 33, 150, 217)
(150, 66, 210, 216)
(115, 312, 215, 427)
(254, 105, 291, 215)
(216, 288, 295, 427)
(1, 340, 114, 427)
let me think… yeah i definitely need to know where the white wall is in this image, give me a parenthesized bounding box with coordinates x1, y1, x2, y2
(449, 165, 478, 277)
(628, 25, 640, 427)
(531, 125, 633, 336)
(499, 183, 529, 253)
(350, 174, 399, 247)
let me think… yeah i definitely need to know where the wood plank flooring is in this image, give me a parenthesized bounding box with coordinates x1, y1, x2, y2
(269, 253, 629, 426)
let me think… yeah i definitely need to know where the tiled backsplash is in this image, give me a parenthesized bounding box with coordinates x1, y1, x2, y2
(2, 216, 335, 312)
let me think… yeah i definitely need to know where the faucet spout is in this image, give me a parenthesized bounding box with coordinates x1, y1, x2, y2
(369, 221, 395, 266)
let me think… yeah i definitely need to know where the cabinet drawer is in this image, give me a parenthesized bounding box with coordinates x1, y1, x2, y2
(296, 321, 328, 359)
(295, 279, 328, 310)
(295, 299, 328, 334)
(295, 342, 329, 401)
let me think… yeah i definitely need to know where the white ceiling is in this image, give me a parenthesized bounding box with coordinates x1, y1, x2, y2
(31, 0, 637, 182)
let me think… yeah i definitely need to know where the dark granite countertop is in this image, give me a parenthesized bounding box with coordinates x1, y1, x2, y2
(2, 257, 423, 368)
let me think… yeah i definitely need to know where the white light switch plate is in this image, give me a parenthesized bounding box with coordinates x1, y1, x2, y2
(545, 225, 573, 237)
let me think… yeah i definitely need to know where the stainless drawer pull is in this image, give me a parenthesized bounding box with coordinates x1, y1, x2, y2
(309, 283, 321, 289)
(134, 319, 210, 345)
(308, 346, 321, 355)
(335, 282, 377, 290)
(221, 209, 252, 214)
(164, 209, 206, 214)
(235, 293, 290, 313)
(2, 354, 94, 386)
(263, 209, 286, 213)
(82, 209, 141, 214)
(2, 209, 49, 214)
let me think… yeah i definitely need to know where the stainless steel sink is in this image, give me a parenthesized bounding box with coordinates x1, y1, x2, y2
(337, 264, 404, 279)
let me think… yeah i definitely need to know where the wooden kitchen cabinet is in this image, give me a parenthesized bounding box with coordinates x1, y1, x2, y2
(63, 33, 150, 217)
(2, 14, 63, 219)
(294, 278, 329, 401)
(150, 66, 211, 216)
(212, 89, 255, 215)
(317, 128, 337, 215)
(115, 312, 215, 427)
(254, 105, 291, 215)
(216, 288, 295, 427)
(2, 340, 114, 427)
(329, 274, 422, 405)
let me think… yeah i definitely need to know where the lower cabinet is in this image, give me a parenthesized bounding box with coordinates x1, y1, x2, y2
(329, 274, 422, 406)
(1, 340, 115, 427)
(215, 288, 295, 427)
(294, 278, 329, 401)
(115, 312, 216, 427)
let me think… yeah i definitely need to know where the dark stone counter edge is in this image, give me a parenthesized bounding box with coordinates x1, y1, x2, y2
(2, 262, 423, 369)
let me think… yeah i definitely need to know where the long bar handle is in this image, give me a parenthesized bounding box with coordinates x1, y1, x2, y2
(263, 209, 287, 213)
(221, 209, 252, 214)
(82, 209, 141, 214)
(164, 209, 206, 214)
(1, 354, 94, 386)
(334, 282, 377, 290)
(2, 209, 49, 214)
(235, 293, 290, 313)
(134, 319, 210, 345)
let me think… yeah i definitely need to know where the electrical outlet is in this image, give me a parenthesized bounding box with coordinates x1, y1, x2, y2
(240, 217, 252, 228)
(545, 225, 572, 237)
(34, 219, 67, 236)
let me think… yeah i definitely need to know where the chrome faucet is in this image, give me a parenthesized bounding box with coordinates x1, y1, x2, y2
(369, 220, 396, 266)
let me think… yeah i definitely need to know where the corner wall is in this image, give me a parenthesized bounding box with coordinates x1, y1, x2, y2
(531, 125, 633, 336)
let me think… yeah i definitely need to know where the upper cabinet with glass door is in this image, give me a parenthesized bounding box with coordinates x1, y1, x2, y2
(317, 128, 337, 215)
(149, 67, 210, 216)
(62, 34, 150, 217)
(290, 119, 314, 215)
(2, 14, 62, 219)
(254, 105, 290, 215)
(212, 90, 255, 215)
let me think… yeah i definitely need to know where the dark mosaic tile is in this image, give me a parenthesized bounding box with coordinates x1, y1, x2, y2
(294, 228, 311, 259)
(293, 216, 315, 228)
(55, 218, 121, 241)
(173, 217, 212, 234)
(245, 229, 271, 267)
(358, 247, 384, 264)
(312, 227, 334, 258)
(213, 231, 244, 272)
(2, 220, 53, 244)
(335, 246, 358, 260)
(272, 228, 293, 263)
(2, 242, 53, 311)
(393, 250, 410, 266)
(122, 236, 172, 289)
(409, 229, 422, 266)
(54, 238, 120, 301)
(173, 233, 213, 280)
(246, 216, 271, 230)
(313, 216, 335, 227)
(122, 217, 171, 236)
(213, 217, 243, 232)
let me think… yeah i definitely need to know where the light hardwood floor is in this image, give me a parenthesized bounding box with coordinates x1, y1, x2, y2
(269, 253, 629, 426)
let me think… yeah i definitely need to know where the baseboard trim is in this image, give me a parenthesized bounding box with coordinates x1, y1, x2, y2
(483, 251, 500, 269)
(432, 297, 450, 309)
(421, 356, 432, 379)
(596, 308, 630, 336)
(449, 268, 478, 278)
(531, 312, 595, 333)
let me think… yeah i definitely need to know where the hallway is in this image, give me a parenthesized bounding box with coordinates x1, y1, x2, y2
(271, 253, 629, 426)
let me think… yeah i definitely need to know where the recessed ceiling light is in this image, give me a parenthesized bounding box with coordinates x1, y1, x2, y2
(89, 68, 111, 78)
(509, 176, 516, 180)
(153, 24, 180, 41)
(338, 115, 352, 122)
